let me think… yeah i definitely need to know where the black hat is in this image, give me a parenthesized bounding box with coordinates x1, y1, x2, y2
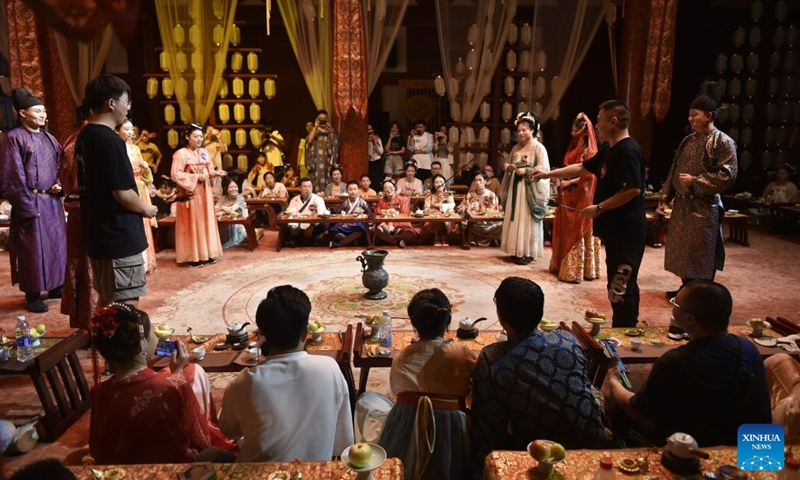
(690, 82, 721, 113)
(11, 87, 43, 111)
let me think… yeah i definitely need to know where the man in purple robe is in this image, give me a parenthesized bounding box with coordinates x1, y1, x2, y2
(0, 88, 66, 312)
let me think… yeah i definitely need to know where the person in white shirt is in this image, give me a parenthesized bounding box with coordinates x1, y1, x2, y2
(219, 285, 354, 462)
(285, 177, 329, 246)
(407, 119, 435, 182)
(368, 125, 385, 189)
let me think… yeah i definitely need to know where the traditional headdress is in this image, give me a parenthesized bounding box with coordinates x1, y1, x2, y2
(89, 303, 148, 385)
(515, 111, 541, 135)
(11, 87, 43, 111)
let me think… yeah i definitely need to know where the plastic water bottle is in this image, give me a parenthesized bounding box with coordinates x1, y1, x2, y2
(378, 310, 393, 355)
(15, 316, 34, 362)
(592, 458, 615, 480)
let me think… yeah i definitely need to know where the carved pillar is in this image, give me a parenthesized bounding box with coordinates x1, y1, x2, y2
(617, 0, 653, 161)
(332, 0, 368, 182)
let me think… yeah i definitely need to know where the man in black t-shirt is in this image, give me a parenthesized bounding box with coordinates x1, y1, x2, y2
(77, 75, 158, 307)
(606, 281, 771, 447)
(533, 101, 646, 326)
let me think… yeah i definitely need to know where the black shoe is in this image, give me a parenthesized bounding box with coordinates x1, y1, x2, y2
(47, 286, 63, 299)
(205, 258, 217, 265)
(26, 299, 49, 313)
(188, 261, 204, 268)
(519, 256, 534, 265)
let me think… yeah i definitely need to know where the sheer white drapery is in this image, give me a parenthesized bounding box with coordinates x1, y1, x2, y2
(525, 0, 610, 123)
(435, 0, 518, 125)
(276, 0, 333, 113)
(54, 25, 114, 104)
(362, 0, 411, 95)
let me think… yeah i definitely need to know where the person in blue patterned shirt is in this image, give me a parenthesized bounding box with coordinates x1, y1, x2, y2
(471, 277, 611, 478)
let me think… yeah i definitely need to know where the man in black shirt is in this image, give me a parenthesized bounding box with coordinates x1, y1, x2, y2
(606, 280, 771, 446)
(77, 75, 158, 307)
(533, 101, 646, 326)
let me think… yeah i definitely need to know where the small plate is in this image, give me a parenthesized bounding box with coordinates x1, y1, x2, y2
(341, 443, 387, 471)
(728, 209, 739, 214)
(618, 458, 640, 474)
(753, 335, 778, 347)
(189, 335, 208, 344)
(625, 328, 644, 337)
(213, 343, 228, 351)
(667, 332, 688, 341)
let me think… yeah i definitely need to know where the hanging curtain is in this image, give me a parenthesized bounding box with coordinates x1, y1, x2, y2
(435, 0, 518, 126)
(155, 0, 237, 125)
(527, 0, 610, 123)
(15, 0, 141, 44)
(640, 0, 677, 121)
(362, 0, 410, 95)
(54, 25, 114, 104)
(276, 0, 333, 113)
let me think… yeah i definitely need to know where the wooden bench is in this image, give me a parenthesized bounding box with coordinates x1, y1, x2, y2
(0, 330, 91, 441)
(155, 216, 260, 251)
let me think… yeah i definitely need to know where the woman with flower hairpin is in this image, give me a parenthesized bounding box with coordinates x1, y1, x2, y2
(89, 304, 234, 464)
(499, 111, 550, 265)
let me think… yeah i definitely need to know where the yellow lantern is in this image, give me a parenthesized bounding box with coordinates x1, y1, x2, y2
(189, 25, 199, 47)
(220, 128, 232, 146)
(168, 129, 179, 149)
(162, 78, 174, 98)
(250, 103, 261, 123)
(233, 103, 245, 123)
(212, 0, 224, 19)
(247, 52, 258, 73)
(191, 52, 203, 72)
(159, 51, 170, 72)
(176, 78, 188, 98)
(164, 105, 176, 125)
(179, 105, 190, 124)
(215, 51, 226, 71)
(146, 78, 158, 99)
(173, 24, 185, 45)
(264, 79, 276, 99)
(231, 52, 243, 72)
(235, 128, 247, 148)
(213, 25, 224, 46)
(237, 154, 248, 170)
(248, 78, 260, 98)
(232, 77, 244, 98)
(231, 24, 241, 46)
(193, 78, 204, 98)
(176, 52, 188, 72)
(218, 104, 230, 124)
(218, 79, 228, 98)
(188, 0, 199, 19)
(250, 129, 263, 148)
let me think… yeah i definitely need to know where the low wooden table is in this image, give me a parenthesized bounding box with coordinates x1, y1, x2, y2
(275, 213, 371, 251)
(462, 213, 504, 250)
(372, 212, 465, 247)
(246, 197, 287, 230)
(155, 215, 260, 251)
(483, 447, 775, 479)
(70, 458, 404, 479)
(0, 330, 91, 441)
(655, 211, 751, 247)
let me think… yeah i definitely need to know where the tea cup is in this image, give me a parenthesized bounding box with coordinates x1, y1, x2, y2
(0, 347, 9, 361)
(630, 338, 643, 352)
(191, 347, 206, 361)
(248, 347, 260, 362)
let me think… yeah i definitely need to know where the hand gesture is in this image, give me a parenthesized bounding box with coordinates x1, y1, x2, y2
(143, 205, 159, 218)
(678, 173, 694, 189)
(169, 340, 189, 373)
(530, 170, 549, 182)
(49, 183, 62, 195)
(581, 205, 601, 219)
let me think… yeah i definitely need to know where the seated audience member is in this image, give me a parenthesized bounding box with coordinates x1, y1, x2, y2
(397, 162, 423, 197)
(459, 172, 502, 246)
(422, 174, 456, 246)
(763, 353, 800, 443)
(606, 280, 772, 447)
(260, 171, 289, 199)
(219, 285, 354, 462)
(285, 177, 329, 246)
(472, 277, 610, 477)
(422, 161, 450, 193)
(215, 178, 248, 248)
(8, 459, 76, 480)
(246, 152, 269, 197)
(469, 164, 501, 195)
(375, 179, 417, 248)
(89, 304, 233, 465)
(359, 173, 377, 196)
(283, 165, 299, 188)
(153, 177, 178, 218)
(329, 181, 370, 248)
(763, 164, 798, 203)
(324, 167, 346, 197)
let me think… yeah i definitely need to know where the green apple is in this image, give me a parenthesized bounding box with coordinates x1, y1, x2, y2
(550, 442, 566, 461)
(348, 443, 373, 469)
(35, 324, 46, 335)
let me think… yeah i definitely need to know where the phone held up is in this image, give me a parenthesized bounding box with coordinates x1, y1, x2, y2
(155, 339, 177, 357)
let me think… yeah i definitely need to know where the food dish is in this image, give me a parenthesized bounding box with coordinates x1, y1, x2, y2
(340, 443, 387, 472)
(625, 328, 644, 337)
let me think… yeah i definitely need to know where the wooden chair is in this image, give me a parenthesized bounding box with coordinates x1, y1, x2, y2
(768, 316, 800, 336)
(570, 321, 612, 389)
(353, 322, 371, 398)
(337, 324, 357, 412)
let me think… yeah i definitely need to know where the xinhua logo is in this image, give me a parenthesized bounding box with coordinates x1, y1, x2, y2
(738, 424, 784, 471)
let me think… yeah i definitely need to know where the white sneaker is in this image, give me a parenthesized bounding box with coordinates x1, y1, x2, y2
(441, 239, 449, 247)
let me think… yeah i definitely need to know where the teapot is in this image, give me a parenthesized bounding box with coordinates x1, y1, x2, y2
(665, 432, 698, 459)
(227, 322, 250, 335)
(457, 317, 486, 339)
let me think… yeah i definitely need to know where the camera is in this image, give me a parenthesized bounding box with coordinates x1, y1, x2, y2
(155, 339, 177, 357)
(319, 119, 328, 126)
